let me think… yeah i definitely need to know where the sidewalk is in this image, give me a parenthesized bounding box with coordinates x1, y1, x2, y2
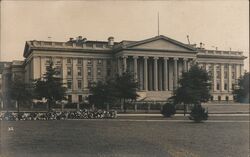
(117, 113, 250, 117)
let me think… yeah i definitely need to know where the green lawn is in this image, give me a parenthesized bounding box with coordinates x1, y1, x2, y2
(1, 120, 249, 157)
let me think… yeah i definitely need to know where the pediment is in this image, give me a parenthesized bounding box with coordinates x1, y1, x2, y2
(125, 36, 195, 52)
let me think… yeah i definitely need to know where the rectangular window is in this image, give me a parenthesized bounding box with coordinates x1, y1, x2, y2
(224, 83, 228, 90)
(97, 59, 102, 65)
(87, 67, 92, 76)
(216, 70, 220, 79)
(87, 60, 92, 65)
(67, 58, 72, 64)
(77, 58, 82, 64)
(107, 60, 111, 66)
(46, 58, 52, 64)
(67, 80, 72, 89)
(67, 67, 72, 76)
(68, 95, 72, 103)
(97, 68, 101, 76)
(55, 66, 61, 76)
(107, 69, 111, 76)
(77, 80, 82, 89)
(88, 80, 92, 88)
(224, 71, 228, 79)
(78, 95, 83, 102)
(216, 83, 220, 90)
(232, 72, 235, 79)
(77, 67, 82, 76)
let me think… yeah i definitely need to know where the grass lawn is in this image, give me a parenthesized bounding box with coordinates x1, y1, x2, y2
(1, 120, 249, 157)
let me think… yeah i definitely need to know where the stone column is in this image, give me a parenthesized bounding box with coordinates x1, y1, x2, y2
(213, 64, 217, 91)
(163, 57, 168, 91)
(220, 64, 224, 92)
(228, 64, 232, 92)
(158, 60, 162, 91)
(83, 59, 88, 89)
(123, 56, 127, 73)
(133, 56, 138, 80)
(148, 60, 153, 91)
(154, 57, 158, 91)
(117, 57, 121, 75)
(187, 59, 191, 71)
(240, 64, 244, 76)
(173, 58, 178, 89)
(144, 57, 148, 91)
(183, 58, 188, 72)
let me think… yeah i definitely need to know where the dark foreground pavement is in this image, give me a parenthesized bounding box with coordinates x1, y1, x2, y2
(1, 118, 249, 157)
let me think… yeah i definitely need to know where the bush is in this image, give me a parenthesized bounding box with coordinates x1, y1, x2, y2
(161, 102, 176, 117)
(189, 104, 208, 122)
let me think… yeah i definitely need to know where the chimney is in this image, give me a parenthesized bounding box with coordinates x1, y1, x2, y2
(200, 42, 202, 48)
(78, 36, 82, 40)
(108, 36, 114, 46)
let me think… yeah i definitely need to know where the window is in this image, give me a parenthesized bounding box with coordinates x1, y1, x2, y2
(97, 59, 102, 64)
(224, 83, 228, 90)
(226, 96, 229, 101)
(107, 69, 111, 76)
(67, 58, 72, 64)
(56, 59, 61, 64)
(46, 58, 52, 64)
(97, 68, 101, 76)
(87, 60, 92, 65)
(88, 80, 92, 88)
(68, 95, 72, 103)
(46, 66, 50, 71)
(77, 67, 82, 76)
(55, 66, 61, 75)
(107, 60, 111, 66)
(78, 95, 83, 102)
(77, 58, 82, 64)
(216, 70, 220, 79)
(67, 80, 72, 89)
(218, 96, 221, 101)
(87, 67, 92, 76)
(232, 72, 235, 79)
(210, 96, 213, 101)
(224, 71, 228, 79)
(67, 67, 72, 76)
(216, 83, 220, 90)
(77, 80, 82, 89)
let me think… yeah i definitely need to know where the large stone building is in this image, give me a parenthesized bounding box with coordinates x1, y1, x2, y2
(22, 35, 246, 103)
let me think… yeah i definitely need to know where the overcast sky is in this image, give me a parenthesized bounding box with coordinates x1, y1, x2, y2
(1, 0, 249, 71)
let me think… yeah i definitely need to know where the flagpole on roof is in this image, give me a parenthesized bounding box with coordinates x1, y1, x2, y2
(157, 12, 160, 36)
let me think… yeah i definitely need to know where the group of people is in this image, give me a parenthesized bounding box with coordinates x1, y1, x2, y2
(0, 109, 117, 121)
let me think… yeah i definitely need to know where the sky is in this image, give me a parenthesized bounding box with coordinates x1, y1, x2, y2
(0, 0, 249, 71)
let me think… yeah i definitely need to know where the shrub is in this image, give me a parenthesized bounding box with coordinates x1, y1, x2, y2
(189, 104, 208, 122)
(161, 102, 176, 117)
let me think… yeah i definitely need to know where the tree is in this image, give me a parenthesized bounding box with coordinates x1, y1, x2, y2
(233, 72, 249, 103)
(9, 78, 32, 119)
(89, 80, 116, 109)
(173, 64, 211, 121)
(34, 62, 66, 111)
(89, 72, 139, 111)
(113, 72, 139, 111)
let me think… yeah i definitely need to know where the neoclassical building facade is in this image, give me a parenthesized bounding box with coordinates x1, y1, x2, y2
(23, 35, 246, 103)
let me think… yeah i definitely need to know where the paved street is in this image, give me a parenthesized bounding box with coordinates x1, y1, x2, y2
(1, 117, 249, 157)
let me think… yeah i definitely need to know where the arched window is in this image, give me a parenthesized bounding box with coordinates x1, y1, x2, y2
(226, 96, 229, 101)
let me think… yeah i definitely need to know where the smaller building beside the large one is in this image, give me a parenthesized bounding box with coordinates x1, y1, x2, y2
(1, 35, 247, 107)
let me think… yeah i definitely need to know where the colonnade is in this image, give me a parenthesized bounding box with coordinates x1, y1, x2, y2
(117, 56, 193, 91)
